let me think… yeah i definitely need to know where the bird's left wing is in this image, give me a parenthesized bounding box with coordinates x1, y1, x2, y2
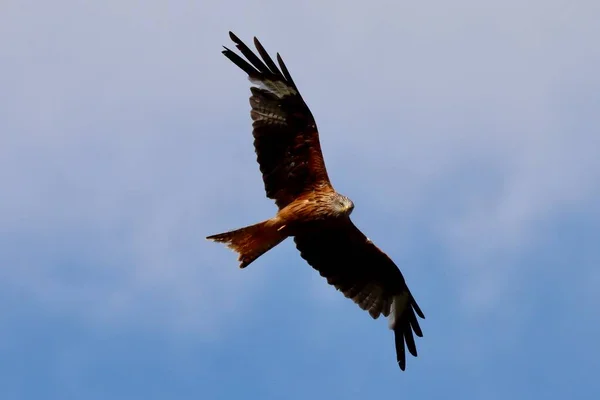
(222, 32, 332, 209)
(293, 220, 425, 371)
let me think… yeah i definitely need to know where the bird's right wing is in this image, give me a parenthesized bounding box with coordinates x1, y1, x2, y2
(222, 32, 332, 209)
(293, 219, 425, 371)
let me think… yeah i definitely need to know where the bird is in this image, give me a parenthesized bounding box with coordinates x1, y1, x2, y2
(207, 31, 425, 371)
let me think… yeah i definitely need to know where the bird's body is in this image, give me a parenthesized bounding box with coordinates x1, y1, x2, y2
(279, 190, 355, 231)
(209, 189, 354, 268)
(207, 32, 425, 371)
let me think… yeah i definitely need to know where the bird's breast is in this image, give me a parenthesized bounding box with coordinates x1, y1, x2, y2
(277, 195, 346, 233)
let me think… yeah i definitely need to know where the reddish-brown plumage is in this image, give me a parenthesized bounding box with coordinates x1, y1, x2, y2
(207, 32, 426, 371)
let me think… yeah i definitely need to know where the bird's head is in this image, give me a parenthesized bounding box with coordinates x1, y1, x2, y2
(334, 194, 355, 216)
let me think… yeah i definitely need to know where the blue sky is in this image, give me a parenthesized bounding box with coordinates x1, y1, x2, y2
(1, 0, 599, 398)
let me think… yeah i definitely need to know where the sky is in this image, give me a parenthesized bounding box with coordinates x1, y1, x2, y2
(1, 0, 599, 398)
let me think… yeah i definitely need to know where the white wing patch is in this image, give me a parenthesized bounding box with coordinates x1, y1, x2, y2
(249, 77, 297, 98)
(388, 292, 409, 330)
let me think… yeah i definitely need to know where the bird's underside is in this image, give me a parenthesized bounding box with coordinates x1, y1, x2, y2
(207, 31, 425, 371)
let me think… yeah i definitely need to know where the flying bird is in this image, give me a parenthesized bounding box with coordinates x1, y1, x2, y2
(207, 32, 425, 371)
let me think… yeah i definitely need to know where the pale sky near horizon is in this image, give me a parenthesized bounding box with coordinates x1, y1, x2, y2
(1, 1, 599, 399)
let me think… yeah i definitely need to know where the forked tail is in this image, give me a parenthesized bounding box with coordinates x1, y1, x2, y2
(206, 219, 287, 268)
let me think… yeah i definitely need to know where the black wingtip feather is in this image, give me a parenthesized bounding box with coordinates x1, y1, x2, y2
(394, 331, 406, 371)
(276, 53, 297, 88)
(224, 32, 299, 93)
(253, 37, 284, 80)
(228, 31, 244, 45)
(411, 295, 426, 319)
(222, 46, 261, 78)
(232, 37, 272, 75)
(393, 300, 425, 371)
(403, 323, 418, 357)
(409, 308, 424, 338)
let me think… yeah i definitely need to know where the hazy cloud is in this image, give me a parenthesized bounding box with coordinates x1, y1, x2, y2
(1, 0, 598, 340)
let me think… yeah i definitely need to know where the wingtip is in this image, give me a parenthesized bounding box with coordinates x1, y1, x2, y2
(398, 361, 406, 371)
(415, 305, 425, 320)
(414, 303, 425, 320)
(407, 344, 418, 358)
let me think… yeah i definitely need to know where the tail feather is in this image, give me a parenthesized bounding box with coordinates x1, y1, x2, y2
(207, 219, 286, 268)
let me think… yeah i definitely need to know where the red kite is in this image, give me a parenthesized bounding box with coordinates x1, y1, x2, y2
(207, 32, 425, 371)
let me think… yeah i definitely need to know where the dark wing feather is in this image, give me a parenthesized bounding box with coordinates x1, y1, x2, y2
(294, 220, 425, 371)
(222, 32, 331, 209)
